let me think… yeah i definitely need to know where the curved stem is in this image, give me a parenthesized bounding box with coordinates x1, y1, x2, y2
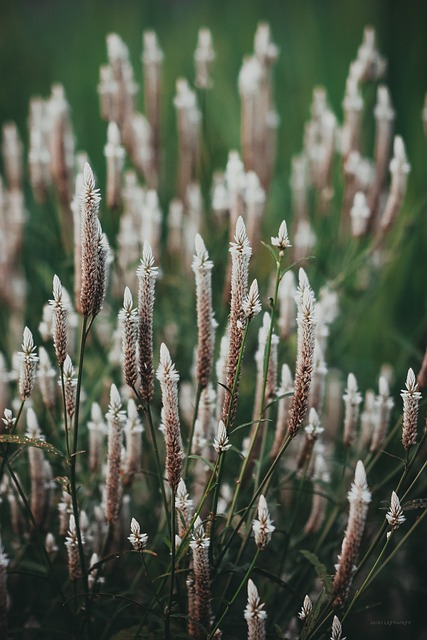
(183, 382, 203, 478)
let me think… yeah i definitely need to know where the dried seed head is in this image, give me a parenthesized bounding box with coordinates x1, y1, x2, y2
(119, 287, 138, 388)
(137, 241, 158, 401)
(252, 494, 275, 550)
(385, 491, 405, 531)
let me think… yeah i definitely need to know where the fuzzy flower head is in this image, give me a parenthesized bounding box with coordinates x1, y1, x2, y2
(18, 327, 39, 399)
(192, 233, 213, 271)
(298, 595, 312, 621)
(244, 579, 267, 621)
(243, 279, 262, 320)
(385, 491, 405, 531)
(330, 615, 346, 640)
(271, 220, 291, 252)
(107, 383, 125, 421)
(229, 216, 252, 258)
(2, 409, 16, 430)
(348, 460, 371, 505)
(190, 516, 210, 549)
(213, 420, 231, 454)
(137, 241, 159, 279)
(401, 367, 422, 450)
(156, 343, 180, 383)
(252, 494, 275, 550)
(128, 517, 148, 551)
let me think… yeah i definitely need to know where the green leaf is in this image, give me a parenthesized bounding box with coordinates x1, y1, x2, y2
(299, 549, 333, 596)
(0, 435, 66, 460)
(186, 455, 215, 472)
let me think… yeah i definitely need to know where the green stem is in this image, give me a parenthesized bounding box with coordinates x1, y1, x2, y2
(209, 549, 260, 638)
(165, 492, 176, 640)
(0, 398, 25, 482)
(60, 365, 71, 459)
(216, 434, 292, 569)
(134, 390, 170, 534)
(183, 382, 203, 478)
(342, 533, 393, 623)
(6, 459, 76, 632)
(70, 314, 90, 623)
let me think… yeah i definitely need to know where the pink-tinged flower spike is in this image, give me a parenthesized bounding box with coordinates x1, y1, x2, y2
(370, 375, 394, 452)
(271, 364, 294, 459)
(189, 517, 211, 639)
(379, 136, 411, 234)
(142, 30, 163, 179)
(332, 460, 371, 608)
(61, 355, 77, 419)
(105, 384, 126, 524)
(92, 222, 111, 318)
(88, 402, 107, 475)
(18, 327, 39, 400)
(330, 615, 346, 640)
(26, 408, 47, 527)
(350, 192, 370, 237)
(298, 595, 312, 621)
(192, 234, 214, 389)
(119, 287, 138, 388)
(156, 343, 183, 493)
(386, 491, 405, 531)
(401, 368, 421, 451)
(343, 373, 362, 447)
(80, 162, 102, 316)
(38, 347, 57, 409)
(65, 514, 83, 580)
(175, 478, 193, 537)
(128, 517, 148, 551)
(252, 494, 275, 550)
(271, 220, 292, 253)
(50, 275, 68, 366)
(104, 121, 125, 209)
(244, 579, 267, 640)
(222, 216, 252, 427)
(0, 538, 9, 638)
(213, 420, 231, 454)
(288, 269, 317, 438)
(124, 399, 144, 479)
(137, 241, 158, 402)
(194, 28, 215, 90)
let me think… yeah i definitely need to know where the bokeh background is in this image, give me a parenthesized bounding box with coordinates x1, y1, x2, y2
(0, 0, 427, 385)
(0, 1, 427, 637)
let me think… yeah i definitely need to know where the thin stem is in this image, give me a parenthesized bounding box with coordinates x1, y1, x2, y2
(342, 533, 393, 623)
(183, 382, 203, 478)
(216, 434, 292, 569)
(209, 549, 260, 638)
(133, 389, 170, 534)
(165, 491, 176, 640)
(60, 365, 71, 459)
(6, 459, 76, 631)
(70, 314, 90, 621)
(0, 398, 25, 482)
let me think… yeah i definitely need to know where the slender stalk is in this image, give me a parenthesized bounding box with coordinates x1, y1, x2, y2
(0, 398, 25, 482)
(227, 258, 282, 525)
(69, 314, 90, 621)
(165, 492, 176, 640)
(133, 388, 170, 534)
(216, 434, 292, 568)
(6, 459, 76, 631)
(342, 533, 393, 623)
(183, 382, 203, 477)
(209, 549, 260, 638)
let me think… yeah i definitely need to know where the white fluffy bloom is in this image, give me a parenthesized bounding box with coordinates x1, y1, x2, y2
(252, 495, 275, 550)
(213, 420, 231, 454)
(128, 517, 148, 551)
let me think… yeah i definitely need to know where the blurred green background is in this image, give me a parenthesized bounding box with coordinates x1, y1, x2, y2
(0, 0, 426, 385)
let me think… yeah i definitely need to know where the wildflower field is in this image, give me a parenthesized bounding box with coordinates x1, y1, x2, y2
(0, 1, 426, 638)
